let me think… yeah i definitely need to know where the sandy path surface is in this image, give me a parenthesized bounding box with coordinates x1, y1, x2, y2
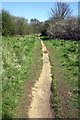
(28, 40, 55, 118)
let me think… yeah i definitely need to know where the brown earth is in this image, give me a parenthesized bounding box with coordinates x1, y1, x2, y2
(28, 40, 55, 118)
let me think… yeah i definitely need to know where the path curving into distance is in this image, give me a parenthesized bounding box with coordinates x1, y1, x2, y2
(28, 40, 55, 118)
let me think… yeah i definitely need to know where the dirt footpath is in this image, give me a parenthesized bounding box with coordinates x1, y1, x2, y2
(28, 40, 55, 118)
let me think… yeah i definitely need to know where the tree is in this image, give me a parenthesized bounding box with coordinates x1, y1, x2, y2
(2, 9, 30, 36)
(2, 9, 15, 36)
(40, 21, 50, 36)
(29, 18, 41, 34)
(15, 17, 28, 35)
(49, 2, 72, 21)
(47, 17, 79, 40)
(30, 18, 40, 25)
(0, 10, 2, 35)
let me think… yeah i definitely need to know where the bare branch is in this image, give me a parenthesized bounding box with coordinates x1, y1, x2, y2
(49, 2, 72, 21)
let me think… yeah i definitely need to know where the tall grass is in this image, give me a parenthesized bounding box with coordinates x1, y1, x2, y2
(2, 35, 42, 118)
(44, 39, 79, 118)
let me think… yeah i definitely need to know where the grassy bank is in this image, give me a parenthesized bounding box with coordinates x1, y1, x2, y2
(43, 38, 79, 118)
(2, 35, 43, 118)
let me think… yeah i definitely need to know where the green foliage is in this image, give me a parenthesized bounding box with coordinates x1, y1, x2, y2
(2, 9, 45, 36)
(14, 17, 29, 35)
(48, 39, 78, 86)
(2, 8, 79, 41)
(44, 38, 79, 118)
(2, 10, 15, 36)
(2, 9, 38, 36)
(2, 35, 42, 118)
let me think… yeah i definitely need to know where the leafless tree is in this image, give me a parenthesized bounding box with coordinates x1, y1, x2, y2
(50, 2, 72, 21)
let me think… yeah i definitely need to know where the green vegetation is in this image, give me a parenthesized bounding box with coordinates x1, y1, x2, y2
(2, 10, 43, 36)
(2, 4, 79, 41)
(1, 2, 79, 119)
(0, 35, 2, 120)
(43, 38, 79, 118)
(2, 35, 42, 118)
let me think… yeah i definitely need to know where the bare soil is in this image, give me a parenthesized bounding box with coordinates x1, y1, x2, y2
(28, 40, 55, 118)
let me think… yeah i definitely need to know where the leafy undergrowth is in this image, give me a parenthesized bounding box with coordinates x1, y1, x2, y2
(2, 35, 42, 118)
(43, 38, 79, 118)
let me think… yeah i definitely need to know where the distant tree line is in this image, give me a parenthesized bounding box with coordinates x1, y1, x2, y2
(1, 2, 79, 40)
(2, 9, 44, 36)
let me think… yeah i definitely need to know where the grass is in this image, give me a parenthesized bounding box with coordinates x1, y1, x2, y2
(43, 38, 79, 118)
(2, 35, 43, 118)
(0, 35, 2, 120)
